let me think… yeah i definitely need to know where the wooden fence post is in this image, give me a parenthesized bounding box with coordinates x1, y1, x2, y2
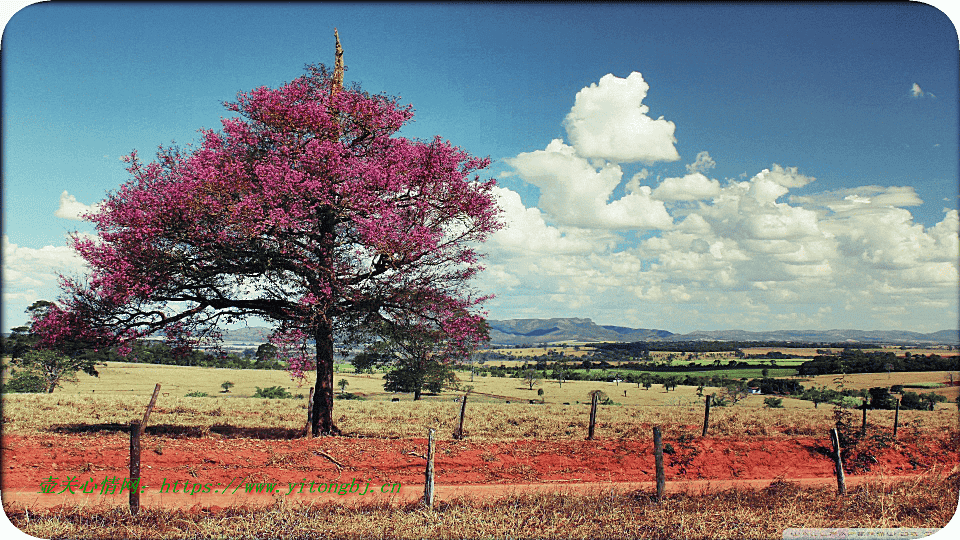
(424, 428, 436, 508)
(830, 428, 846, 495)
(140, 384, 161, 435)
(129, 421, 141, 515)
(653, 426, 665, 501)
(893, 399, 900, 439)
(453, 394, 468, 440)
(304, 387, 315, 437)
(860, 403, 867, 437)
(587, 391, 599, 440)
(702, 394, 712, 437)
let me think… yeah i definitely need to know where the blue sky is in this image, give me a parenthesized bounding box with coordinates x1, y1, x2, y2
(2, 2, 958, 335)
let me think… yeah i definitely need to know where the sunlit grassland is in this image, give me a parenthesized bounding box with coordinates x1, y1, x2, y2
(2, 361, 956, 440)
(0, 392, 897, 440)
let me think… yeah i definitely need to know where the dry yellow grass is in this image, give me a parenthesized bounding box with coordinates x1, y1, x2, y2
(3, 390, 955, 441)
(3, 361, 956, 440)
(804, 371, 959, 392)
(5, 472, 958, 539)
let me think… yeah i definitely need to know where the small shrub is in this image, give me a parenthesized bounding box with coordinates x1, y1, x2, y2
(763, 397, 784, 408)
(185, 391, 209, 397)
(335, 392, 364, 400)
(253, 386, 293, 399)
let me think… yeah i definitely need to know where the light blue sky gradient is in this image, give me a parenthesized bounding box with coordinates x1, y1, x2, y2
(2, 2, 958, 334)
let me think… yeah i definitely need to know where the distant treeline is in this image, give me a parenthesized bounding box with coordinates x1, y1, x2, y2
(797, 349, 959, 376)
(591, 341, 885, 354)
(74, 341, 285, 370)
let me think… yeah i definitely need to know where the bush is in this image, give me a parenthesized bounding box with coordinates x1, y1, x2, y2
(763, 397, 784, 408)
(185, 391, 209, 397)
(335, 392, 364, 400)
(1, 370, 47, 393)
(868, 387, 897, 410)
(253, 386, 293, 399)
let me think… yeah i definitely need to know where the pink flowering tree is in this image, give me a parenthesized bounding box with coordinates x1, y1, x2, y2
(34, 56, 502, 435)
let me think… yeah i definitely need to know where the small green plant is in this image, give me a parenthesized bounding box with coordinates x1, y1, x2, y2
(763, 397, 783, 408)
(185, 391, 209, 397)
(221, 381, 235, 393)
(337, 378, 349, 395)
(335, 392, 364, 400)
(253, 386, 293, 399)
(669, 433, 701, 475)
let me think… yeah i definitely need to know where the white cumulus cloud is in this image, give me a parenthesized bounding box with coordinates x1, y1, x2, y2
(504, 139, 673, 230)
(563, 72, 680, 165)
(651, 172, 721, 202)
(2, 235, 87, 311)
(55, 191, 101, 220)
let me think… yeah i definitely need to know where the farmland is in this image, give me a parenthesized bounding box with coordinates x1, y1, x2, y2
(2, 356, 959, 538)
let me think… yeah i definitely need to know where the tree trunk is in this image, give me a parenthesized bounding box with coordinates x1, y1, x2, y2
(414, 387, 422, 401)
(311, 320, 337, 436)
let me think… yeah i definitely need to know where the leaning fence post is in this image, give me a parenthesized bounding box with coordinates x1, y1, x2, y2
(702, 394, 712, 437)
(129, 421, 141, 515)
(587, 391, 599, 440)
(140, 383, 161, 435)
(829, 428, 846, 495)
(424, 428, 436, 508)
(893, 398, 900, 439)
(653, 426, 665, 501)
(453, 393, 468, 440)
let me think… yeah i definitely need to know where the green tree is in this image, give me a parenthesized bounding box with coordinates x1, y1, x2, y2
(721, 380, 748, 404)
(867, 387, 896, 410)
(383, 357, 457, 400)
(350, 350, 391, 374)
(337, 378, 349, 395)
(221, 381, 235, 393)
(524, 368, 542, 391)
(1, 368, 47, 393)
(372, 317, 475, 401)
(254, 343, 280, 369)
(11, 349, 98, 393)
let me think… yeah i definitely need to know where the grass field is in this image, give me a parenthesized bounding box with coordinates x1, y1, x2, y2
(6, 472, 959, 540)
(3, 361, 957, 440)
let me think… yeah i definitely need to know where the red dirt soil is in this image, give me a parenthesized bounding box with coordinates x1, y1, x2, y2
(3, 432, 957, 510)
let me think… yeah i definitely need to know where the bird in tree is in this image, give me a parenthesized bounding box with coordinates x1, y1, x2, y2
(32, 31, 502, 436)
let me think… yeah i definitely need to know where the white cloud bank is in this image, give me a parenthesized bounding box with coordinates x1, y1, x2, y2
(2, 235, 87, 306)
(481, 73, 959, 332)
(55, 191, 101, 220)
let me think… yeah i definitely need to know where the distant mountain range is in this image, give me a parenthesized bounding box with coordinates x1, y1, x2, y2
(218, 319, 959, 346)
(486, 318, 673, 345)
(485, 319, 958, 346)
